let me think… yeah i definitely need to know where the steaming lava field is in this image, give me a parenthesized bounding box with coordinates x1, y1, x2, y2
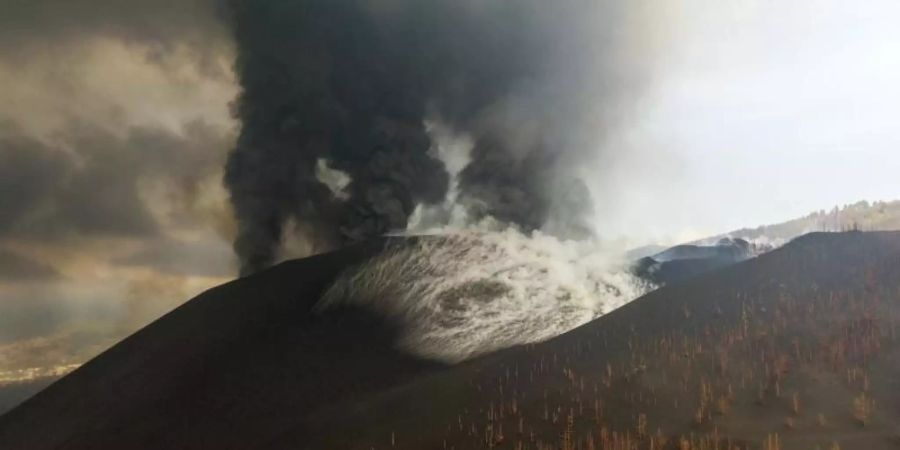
(2, 231, 900, 449)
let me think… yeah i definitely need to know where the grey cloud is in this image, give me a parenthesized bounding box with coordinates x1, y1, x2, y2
(114, 236, 235, 278)
(0, 250, 60, 282)
(0, 125, 69, 236)
(0, 0, 229, 67)
(0, 122, 157, 239)
(0, 295, 66, 345)
(0, 119, 230, 242)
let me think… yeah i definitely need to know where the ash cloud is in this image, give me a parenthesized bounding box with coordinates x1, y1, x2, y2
(0, 250, 60, 282)
(224, 0, 658, 274)
(0, 120, 227, 241)
(0, 0, 229, 68)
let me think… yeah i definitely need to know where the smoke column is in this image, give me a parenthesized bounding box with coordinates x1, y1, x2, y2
(224, 0, 658, 274)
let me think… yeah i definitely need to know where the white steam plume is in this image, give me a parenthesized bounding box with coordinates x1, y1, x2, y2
(319, 230, 646, 362)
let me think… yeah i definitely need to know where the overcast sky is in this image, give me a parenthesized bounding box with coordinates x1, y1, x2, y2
(1, 0, 900, 401)
(589, 0, 900, 243)
(0, 0, 237, 391)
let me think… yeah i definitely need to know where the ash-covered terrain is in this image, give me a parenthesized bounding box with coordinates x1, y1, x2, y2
(2, 231, 900, 450)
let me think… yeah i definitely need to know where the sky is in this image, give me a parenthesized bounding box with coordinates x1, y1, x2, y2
(587, 0, 900, 243)
(2, 0, 900, 404)
(0, 0, 238, 391)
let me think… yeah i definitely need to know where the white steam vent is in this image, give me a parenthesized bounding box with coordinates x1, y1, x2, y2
(318, 229, 647, 362)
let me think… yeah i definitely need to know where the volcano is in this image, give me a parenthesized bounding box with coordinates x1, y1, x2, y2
(2, 232, 900, 449)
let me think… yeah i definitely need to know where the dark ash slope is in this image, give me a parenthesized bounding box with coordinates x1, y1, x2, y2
(2, 232, 900, 450)
(0, 238, 445, 449)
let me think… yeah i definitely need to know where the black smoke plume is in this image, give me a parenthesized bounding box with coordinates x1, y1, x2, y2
(224, 0, 649, 274)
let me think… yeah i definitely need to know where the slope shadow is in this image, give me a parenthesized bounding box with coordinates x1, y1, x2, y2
(0, 238, 446, 449)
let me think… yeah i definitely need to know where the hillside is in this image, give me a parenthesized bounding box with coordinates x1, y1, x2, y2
(0, 379, 54, 418)
(0, 238, 447, 449)
(2, 232, 900, 449)
(296, 231, 900, 449)
(714, 200, 900, 243)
